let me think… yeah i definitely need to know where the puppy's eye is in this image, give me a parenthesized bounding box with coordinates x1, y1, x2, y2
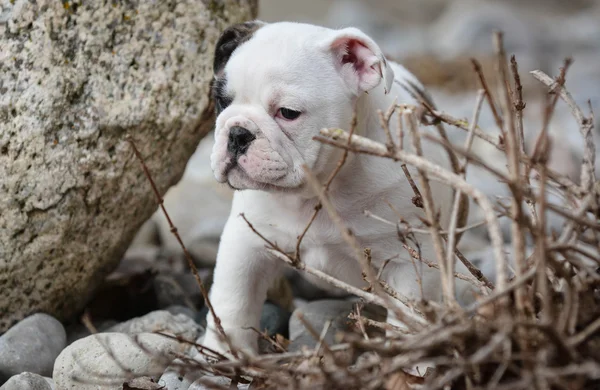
(278, 107, 301, 120)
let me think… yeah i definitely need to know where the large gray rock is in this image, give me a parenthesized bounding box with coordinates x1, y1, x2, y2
(53, 332, 187, 390)
(0, 313, 66, 383)
(0, 0, 258, 332)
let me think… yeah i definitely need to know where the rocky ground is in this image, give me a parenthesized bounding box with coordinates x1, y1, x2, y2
(1, 0, 599, 389)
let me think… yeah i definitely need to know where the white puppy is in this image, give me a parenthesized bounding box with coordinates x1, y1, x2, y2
(204, 21, 472, 356)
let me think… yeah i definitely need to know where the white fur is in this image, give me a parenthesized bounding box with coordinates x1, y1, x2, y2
(203, 22, 475, 357)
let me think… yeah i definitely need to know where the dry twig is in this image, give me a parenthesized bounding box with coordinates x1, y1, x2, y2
(126, 136, 233, 354)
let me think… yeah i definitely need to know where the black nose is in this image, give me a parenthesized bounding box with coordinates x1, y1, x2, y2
(227, 126, 255, 157)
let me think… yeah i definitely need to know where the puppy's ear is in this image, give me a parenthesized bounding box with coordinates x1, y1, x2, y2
(322, 27, 394, 95)
(213, 20, 266, 75)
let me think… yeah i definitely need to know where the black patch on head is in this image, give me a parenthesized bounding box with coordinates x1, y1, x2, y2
(211, 75, 233, 115)
(213, 21, 265, 75)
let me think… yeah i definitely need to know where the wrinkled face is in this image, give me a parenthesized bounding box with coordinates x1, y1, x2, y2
(210, 22, 392, 191)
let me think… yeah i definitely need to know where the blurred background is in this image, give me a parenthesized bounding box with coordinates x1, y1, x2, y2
(258, 0, 600, 104)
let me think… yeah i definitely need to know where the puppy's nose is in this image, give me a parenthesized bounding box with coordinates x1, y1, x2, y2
(227, 126, 255, 157)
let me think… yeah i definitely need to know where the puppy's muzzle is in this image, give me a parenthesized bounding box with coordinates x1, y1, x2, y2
(227, 126, 255, 159)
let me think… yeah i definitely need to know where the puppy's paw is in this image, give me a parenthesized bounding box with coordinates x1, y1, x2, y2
(198, 327, 230, 362)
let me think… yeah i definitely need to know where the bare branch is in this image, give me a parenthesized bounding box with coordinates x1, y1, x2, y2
(446, 90, 485, 297)
(126, 135, 232, 353)
(315, 128, 509, 290)
(404, 108, 456, 306)
(494, 31, 531, 320)
(531, 69, 596, 192)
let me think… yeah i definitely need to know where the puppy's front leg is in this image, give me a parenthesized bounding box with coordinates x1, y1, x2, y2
(201, 213, 282, 357)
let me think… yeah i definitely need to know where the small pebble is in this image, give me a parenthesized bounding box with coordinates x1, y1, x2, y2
(153, 272, 210, 310)
(53, 332, 187, 390)
(260, 302, 291, 338)
(0, 313, 66, 382)
(158, 359, 203, 390)
(0, 372, 52, 390)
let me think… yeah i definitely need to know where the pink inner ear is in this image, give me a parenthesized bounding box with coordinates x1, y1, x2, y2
(341, 40, 376, 72)
(333, 38, 382, 92)
(341, 40, 359, 65)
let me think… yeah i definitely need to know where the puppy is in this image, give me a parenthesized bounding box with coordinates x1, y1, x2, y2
(204, 21, 472, 356)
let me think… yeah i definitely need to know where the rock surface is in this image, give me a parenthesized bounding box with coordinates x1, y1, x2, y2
(0, 313, 66, 383)
(260, 302, 291, 338)
(53, 332, 187, 390)
(0, 0, 258, 332)
(44, 377, 56, 390)
(153, 272, 210, 310)
(107, 310, 203, 341)
(0, 372, 52, 390)
(158, 360, 203, 390)
(165, 305, 203, 324)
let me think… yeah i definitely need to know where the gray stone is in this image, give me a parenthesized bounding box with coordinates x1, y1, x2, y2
(43, 377, 55, 390)
(257, 303, 292, 354)
(0, 372, 52, 390)
(189, 375, 250, 390)
(288, 300, 386, 352)
(292, 298, 309, 311)
(0, 0, 258, 332)
(153, 271, 211, 310)
(260, 303, 291, 338)
(53, 332, 187, 390)
(158, 359, 203, 390)
(107, 310, 203, 341)
(165, 305, 201, 323)
(0, 313, 66, 382)
(116, 246, 169, 277)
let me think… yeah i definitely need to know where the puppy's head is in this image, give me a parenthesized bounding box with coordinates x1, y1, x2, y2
(210, 21, 394, 191)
